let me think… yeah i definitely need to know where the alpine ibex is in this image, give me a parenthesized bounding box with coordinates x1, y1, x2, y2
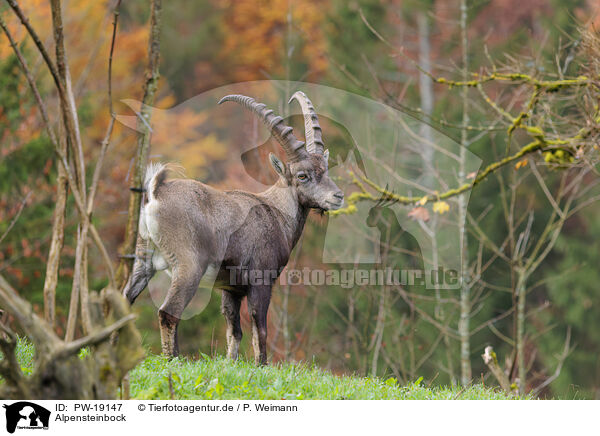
(123, 92, 344, 364)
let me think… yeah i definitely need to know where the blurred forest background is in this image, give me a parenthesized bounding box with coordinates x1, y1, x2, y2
(1, 0, 600, 398)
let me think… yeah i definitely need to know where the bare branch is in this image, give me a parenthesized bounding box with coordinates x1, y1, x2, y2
(0, 192, 31, 246)
(0, 11, 115, 290)
(4, 0, 66, 99)
(87, 0, 122, 215)
(530, 327, 573, 397)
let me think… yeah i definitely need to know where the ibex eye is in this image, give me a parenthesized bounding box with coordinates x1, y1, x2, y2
(297, 174, 308, 181)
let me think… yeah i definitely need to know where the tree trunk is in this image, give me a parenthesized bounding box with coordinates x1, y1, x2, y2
(43, 118, 68, 328)
(417, 11, 434, 174)
(458, 0, 472, 386)
(116, 0, 163, 289)
(50, 0, 93, 339)
(516, 271, 527, 393)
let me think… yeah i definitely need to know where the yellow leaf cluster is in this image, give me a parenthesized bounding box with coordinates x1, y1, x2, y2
(432, 201, 450, 214)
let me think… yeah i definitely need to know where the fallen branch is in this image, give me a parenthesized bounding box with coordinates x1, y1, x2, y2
(0, 323, 30, 398)
(53, 313, 136, 360)
(0, 274, 144, 399)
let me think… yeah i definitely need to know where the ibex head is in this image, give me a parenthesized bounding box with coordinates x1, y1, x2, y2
(218, 92, 344, 211)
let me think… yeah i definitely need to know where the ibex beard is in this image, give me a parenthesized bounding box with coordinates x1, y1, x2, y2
(123, 92, 344, 364)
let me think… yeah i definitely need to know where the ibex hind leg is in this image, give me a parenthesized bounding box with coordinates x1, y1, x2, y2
(221, 290, 243, 360)
(158, 260, 206, 357)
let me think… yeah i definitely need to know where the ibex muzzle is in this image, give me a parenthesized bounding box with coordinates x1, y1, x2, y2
(123, 92, 343, 364)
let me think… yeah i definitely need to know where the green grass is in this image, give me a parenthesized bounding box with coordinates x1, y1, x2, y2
(4, 338, 522, 400)
(130, 354, 519, 400)
(13, 337, 36, 375)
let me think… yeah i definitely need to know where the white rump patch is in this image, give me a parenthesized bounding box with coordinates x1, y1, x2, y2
(144, 200, 161, 245)
(139, 207, 149, 240)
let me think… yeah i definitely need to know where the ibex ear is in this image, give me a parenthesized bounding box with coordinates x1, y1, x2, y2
(269, 153, 286, 177)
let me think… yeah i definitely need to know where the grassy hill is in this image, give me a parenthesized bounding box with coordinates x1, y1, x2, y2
(7, 339, 519, 400)
(130, 354, 518, 400)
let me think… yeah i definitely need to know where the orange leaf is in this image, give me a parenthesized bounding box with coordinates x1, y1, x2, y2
(408, 206, 430, 222)
(515, 159, 528, 169)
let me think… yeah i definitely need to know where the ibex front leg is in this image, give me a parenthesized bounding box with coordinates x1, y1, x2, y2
(247, 285, 271, 365)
